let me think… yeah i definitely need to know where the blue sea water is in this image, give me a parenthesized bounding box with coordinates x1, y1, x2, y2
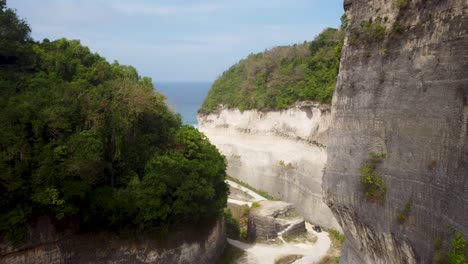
(155, 82, 212, 127)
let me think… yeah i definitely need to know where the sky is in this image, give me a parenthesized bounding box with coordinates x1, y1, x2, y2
(9, 0, 343, 82)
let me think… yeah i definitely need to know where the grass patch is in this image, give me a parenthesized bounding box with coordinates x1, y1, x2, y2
(316, 255, 340, 264)
(224, 209, 240, 239)
(227, 176, 276, 200)
(320, 228, 345, 264)
(433, 227, 468, 264)
(349, 20, 387, 46)
(396, 0, 408, 9)
(275, 254, 304, 264)
(359, 152, 387, 204)
(251, 202, 260, 208)
(397, 198, 413, 224)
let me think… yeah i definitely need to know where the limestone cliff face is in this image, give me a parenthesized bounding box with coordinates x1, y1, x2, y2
(0, 217, 225, 264)
(198, 102, 341, 230)
(324, 0, 468, 263)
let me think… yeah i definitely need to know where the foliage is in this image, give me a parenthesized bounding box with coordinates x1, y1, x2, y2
(448, 229, 468, 264)
(328, 229, 345, 244)
(434, 228, 468, 264)
(251, 202, 260, 208)
(0, 2, 228, 245)
(396, 0, 408, 9)
(340, 14, 349, 30)
(359, 153, 387, 204)
(397, 198, 413, 224)
(350, 20, 387, 45)
(199, 27, 344, 113)
(224, 209, 240, 239)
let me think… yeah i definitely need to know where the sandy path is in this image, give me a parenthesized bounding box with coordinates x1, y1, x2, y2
(226, 180, 331, 264)
(226, 179, 267, 206)
(227, 225, 331, 264)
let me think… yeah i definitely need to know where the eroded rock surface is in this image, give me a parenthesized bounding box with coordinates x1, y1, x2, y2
(198, 102, 340, 230)
(324, 0, 468, 263)
(247, 201, 306, 240)
(0, 216, 225, 264)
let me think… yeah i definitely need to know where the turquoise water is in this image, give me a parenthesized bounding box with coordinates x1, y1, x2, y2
(155, 82, 212, 126)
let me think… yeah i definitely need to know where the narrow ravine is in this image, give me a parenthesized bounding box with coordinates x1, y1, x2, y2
(225, 180, 332, 264)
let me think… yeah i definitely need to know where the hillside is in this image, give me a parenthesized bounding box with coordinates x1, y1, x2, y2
(0, 0, 227, 247)
(199, 27, 344, 114)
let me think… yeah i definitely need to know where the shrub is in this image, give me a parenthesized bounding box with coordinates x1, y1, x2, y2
(359, 153, 387, 204)
(448, 229, 468, 264)
(397, 198, 413, 224)
(396, 0, 408, 9)
(350, 21, 387, 45)
(224, 209, 240, 239)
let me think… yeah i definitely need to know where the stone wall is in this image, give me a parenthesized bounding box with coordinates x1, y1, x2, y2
(198, 102, 341, 230)
(324, 0, 468, 263)
(0, 216, 225, 264)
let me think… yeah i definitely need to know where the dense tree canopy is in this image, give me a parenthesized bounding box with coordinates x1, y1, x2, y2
(0, 1, 228, 245)
(199, 28, 344, 114)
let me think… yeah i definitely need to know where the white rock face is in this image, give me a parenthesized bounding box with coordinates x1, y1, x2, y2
(198, 102, 340, 230)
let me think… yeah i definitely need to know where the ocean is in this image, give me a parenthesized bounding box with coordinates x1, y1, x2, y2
(155, 82, 212, 127)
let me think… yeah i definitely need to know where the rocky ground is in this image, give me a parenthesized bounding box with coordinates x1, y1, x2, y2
(224, 180, 337, 264)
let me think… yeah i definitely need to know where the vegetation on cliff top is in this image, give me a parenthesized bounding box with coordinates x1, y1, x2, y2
(199, 26, 344, 114)
(0, 0, 228, 245)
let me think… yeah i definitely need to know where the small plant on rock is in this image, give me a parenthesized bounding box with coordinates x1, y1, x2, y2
(359, 152, 387, 204)
(397, 198, 413, 224)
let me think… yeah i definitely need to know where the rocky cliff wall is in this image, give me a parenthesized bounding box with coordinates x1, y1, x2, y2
(198, 102, 341, 230)
(324, 0, 468, 263)
(0, 216, 225, 264)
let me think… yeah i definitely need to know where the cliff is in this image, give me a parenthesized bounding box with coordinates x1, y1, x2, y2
(198, 102, 341, 230)
(0, 216, 225, 264)
(324, 0, 468, 263)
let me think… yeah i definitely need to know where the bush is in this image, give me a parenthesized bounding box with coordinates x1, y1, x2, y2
(224, 209, 240, 239)
(396, 0, 408, 9)
(359, 153, 387, 204)
(251, 202, 260, 208)
(397, 198, 413, 224)
(350, 20, 387, 45)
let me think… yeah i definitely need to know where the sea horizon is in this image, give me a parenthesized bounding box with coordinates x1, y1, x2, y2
(155, 81, 213, 127)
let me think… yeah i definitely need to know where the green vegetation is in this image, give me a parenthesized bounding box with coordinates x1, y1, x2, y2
(359, 152, 387, 204)
(251, 202, 260, 208)
(224, 209, 240, 239)
(448, 231, 468, 264)
(328, 229, 345, 245)
(227, 176, 276, 200)
(397, 198, 413, 224)
(319, 228, 345, 264)
(434, 227, 468, 264)
(199, 27, 344, 114)
(0, 1, 228, 245)
(275, 255, 304, 264)
(350, 20, 387, 45)
(396, 0, 408, 9)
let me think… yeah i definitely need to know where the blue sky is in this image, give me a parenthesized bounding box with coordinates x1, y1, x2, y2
(10, 0, 343, 82)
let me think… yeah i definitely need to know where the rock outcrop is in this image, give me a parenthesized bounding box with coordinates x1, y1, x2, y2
(324, 0, 468, 263)
(198, 102, 341, 230)
(0, 216, 226, 264)
(247, 201, 306, 240)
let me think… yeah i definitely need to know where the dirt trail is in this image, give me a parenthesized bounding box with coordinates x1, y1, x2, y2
(226, 181, 331, 264)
